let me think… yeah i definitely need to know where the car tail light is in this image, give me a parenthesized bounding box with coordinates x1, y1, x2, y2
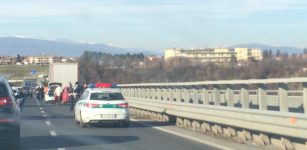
(0, 97, 13, 106)
(117, 103, 128, 108)
(85, 103, 99, 108)
(0, 118, 15, 123)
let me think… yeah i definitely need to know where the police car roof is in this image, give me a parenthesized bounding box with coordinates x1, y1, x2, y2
(87, 88, 121, 93)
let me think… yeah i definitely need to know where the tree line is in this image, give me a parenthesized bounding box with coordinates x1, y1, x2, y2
(78, 50, 307, 84)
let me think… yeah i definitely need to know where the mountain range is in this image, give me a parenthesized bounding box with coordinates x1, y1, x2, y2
(0, 37, 304, 57)
(0, 37, 160, 57)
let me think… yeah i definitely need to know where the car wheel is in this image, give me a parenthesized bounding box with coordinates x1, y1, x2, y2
(80, 113, 87, 128)
(124, 121, 130, 128)
(75, 115, 80, 125)
(119, 120, 129, 128)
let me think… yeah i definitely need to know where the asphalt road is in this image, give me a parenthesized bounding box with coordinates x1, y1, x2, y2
(20, 97, 219, 150)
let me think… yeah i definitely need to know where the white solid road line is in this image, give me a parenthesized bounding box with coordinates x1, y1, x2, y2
(46, 121, 51, 126)
(131, 118, 235, 150)
(34, 95, 41, 106)
(50, 130, 57, 136)
(58, 148, 65, 150)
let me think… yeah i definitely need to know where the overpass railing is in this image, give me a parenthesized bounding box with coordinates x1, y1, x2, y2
(118, 78, 307, 140)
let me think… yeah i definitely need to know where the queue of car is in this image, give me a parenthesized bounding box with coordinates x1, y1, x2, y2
(0, 78, 130, 149)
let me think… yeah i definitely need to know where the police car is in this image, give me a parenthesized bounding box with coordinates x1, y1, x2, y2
(74, 83, 129, 128)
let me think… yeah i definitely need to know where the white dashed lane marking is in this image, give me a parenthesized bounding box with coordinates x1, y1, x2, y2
(50, 130, 57, 136)
(46, 121, 51, 126)
(58, 148, 66, 150)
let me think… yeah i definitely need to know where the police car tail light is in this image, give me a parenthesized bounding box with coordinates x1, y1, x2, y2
(85, 103, 99, 108)
(117, 103, 128, 108)
(0, 97, 13, 106)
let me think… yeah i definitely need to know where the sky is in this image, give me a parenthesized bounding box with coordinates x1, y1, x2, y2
(0, 0, 307, 50)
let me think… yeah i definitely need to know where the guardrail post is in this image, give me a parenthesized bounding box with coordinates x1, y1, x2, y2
(258, 84, 267, 110)
(160, 88, 164, 100)
(278, 83, 288, 112)
(133, 88, 136, 97)
(145, 88, 148, 98)
(174, 88, 180, 102)
(192, 88, 198, 104)
(138, 88, 141, 98)
(226, 85, 234, 107)
(213, 85, 220, 106)
(167, 87, 171, 101)
(240, 84, 249, 109)
(127, 88, 130, 97)
(169, 87, 174, 101)
(182, 88, 188, 103)
(202, 86, 209, 105)
(303, 82, 307, 114)
(162, 88, 166, 101)
(154, 88, 158, 100)
(141, 88, 144, 98)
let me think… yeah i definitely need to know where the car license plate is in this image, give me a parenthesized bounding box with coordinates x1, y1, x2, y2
(101, 114, 116, 118)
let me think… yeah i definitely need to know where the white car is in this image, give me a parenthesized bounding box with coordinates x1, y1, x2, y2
(74, 88, 129, 128)
(44, 82, 61, 103)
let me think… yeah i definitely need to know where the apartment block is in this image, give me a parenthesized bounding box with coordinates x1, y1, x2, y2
(164, 48, 262, 62)
(23, 56, 62, 65)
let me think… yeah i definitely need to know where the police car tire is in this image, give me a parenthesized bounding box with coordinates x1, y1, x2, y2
(124, 121, 130, 128)
(75, 117, 80, 125)
(80, 113, 87, 128)
(119, 121, 129, 128)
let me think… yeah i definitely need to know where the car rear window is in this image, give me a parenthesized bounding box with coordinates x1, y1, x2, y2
(0, 84, 9, 97)
(90, 92, 124, 101)
(25, 81, 37, 87)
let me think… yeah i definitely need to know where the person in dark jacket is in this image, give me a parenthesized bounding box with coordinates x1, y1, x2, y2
(68, 82, 75, 111)
(74, 82, 82, 100)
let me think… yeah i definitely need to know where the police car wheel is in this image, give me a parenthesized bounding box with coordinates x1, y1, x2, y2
(80, 113, 87, 128)
(75, 117, 80, 125)
(124, 121, 130, 128)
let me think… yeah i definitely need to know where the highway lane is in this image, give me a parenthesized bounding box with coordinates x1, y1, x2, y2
(20, 97, 220, 150)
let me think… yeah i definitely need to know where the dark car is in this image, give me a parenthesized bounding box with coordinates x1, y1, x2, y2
(21, 79, 38, 96)
(0, 78, 20, 149)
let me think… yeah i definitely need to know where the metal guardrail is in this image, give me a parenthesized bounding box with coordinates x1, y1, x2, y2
(118, 78, 307, 139)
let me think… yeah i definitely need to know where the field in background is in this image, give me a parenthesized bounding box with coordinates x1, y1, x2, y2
(0, 64, 48, 80)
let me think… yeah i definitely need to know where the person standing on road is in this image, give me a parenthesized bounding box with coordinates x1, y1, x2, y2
(43, 84, 49, 101)
(74, 82, 82, 100)
(55, 85, 62, 104)
(68, 82, 75, 111)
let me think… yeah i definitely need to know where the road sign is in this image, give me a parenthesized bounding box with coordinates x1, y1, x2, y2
(31, 70, 38, 75)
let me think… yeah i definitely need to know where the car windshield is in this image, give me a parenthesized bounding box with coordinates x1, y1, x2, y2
(25, 82, 37, 87)
(90, 92, 124, 101)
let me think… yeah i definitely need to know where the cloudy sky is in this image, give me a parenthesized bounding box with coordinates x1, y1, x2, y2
(0, 0, 307, 50)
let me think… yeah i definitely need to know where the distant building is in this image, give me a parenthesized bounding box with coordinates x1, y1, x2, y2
(164, 47, 262, 62)
(23, 56, 62, 65)
(0, 56, 16, 64)
(145, 55, 162, 62)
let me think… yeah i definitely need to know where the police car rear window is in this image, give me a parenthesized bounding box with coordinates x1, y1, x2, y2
(90, 92, 124, 101)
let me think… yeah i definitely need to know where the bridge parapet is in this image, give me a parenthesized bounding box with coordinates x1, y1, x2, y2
(119, 78, 307, 114)
(119, 78, 307, 147)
